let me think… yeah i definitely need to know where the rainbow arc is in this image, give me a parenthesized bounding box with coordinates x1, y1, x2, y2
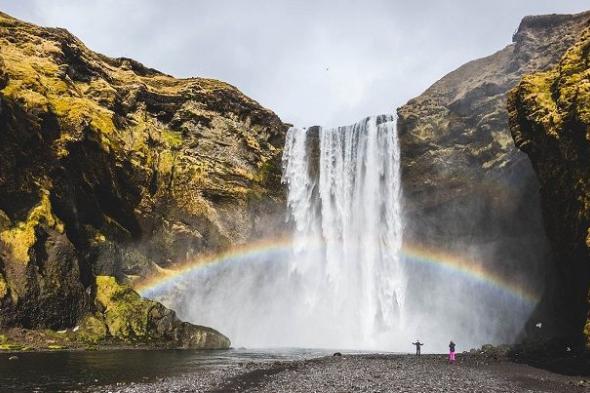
(136, 237, 539, 306)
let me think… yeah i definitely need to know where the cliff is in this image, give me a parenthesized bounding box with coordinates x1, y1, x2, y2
(398, 12, 590, 212)
(508, 25, 590, 347)
(0, 11, 286, 348)
(397, 11, 590, 344)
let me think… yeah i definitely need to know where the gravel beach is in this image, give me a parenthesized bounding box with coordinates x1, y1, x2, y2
(91, 354, 590, 393)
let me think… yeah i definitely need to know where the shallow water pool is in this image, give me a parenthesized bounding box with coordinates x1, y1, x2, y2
(0, 348, 334, 392)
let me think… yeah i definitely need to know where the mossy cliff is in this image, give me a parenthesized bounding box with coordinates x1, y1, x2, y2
(508, 25, 590, 348)
(398, 12, 590, 214)
(0, 11, 287, 347)
(396, 12, 590, 343)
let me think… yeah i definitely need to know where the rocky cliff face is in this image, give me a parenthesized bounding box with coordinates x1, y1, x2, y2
(508, 25, 590, 347)
(398, 12, 590, 211)
(0, 11, 286, 347)
(397, 11, 590, 342)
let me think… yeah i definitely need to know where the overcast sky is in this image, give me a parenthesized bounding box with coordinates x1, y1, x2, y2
(3, 1, 589, 127)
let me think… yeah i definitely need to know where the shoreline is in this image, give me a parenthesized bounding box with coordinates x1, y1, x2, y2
(2, 348, 589, 392)
(2, 337, 589, 374)
(93, 353, 590, 393)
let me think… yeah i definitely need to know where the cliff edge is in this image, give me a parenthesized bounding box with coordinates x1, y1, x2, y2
(0, 11, 286, 348)
(509, 23, 590, 348)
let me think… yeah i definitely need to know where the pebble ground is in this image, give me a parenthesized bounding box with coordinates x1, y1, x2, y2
(91, 354, 590, 393)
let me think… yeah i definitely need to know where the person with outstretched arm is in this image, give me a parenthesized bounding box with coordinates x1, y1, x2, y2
(411, 340, 424, 355)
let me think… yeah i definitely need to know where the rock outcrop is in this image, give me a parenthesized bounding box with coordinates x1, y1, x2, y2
(398, 12, 590, 213)
(508, 25, 590, 347)
(397, 12, 590, 343)
(0, 11, 286, 347)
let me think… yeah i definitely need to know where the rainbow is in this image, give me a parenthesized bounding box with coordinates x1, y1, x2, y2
(135, 237, 540, 306)
(136, 236, 295, 297)
(401, 244, 539, 305)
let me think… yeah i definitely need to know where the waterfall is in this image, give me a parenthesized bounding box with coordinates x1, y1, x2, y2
(163, 115, 410, 350)
(149, 114, 539, 351)
(282, 115, 405, 347)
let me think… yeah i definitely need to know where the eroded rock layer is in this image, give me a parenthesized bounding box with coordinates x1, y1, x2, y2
(0, 11, 286, 347)
(509, 24, 590, 347)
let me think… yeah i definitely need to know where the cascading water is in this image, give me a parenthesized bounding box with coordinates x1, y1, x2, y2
(282, 115, 405, 347)
(160, 115, 407, 350)
(154, 114, 537, 351)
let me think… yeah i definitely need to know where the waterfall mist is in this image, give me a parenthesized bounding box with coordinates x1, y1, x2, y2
(152, 115, 538, 352)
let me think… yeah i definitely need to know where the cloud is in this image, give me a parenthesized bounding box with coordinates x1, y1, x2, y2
(3, 0, 589, 127)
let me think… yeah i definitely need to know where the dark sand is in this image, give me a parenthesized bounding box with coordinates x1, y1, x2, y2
(92, 354, 590, 393)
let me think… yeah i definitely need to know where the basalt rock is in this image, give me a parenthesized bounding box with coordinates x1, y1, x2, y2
(397, 11, 590, 343)
(0, 11, 287, 347)
(508, 24, 590, 348)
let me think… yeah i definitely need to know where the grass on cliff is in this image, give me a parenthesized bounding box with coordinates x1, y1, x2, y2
(517, 27, 590, 137)
(0, 38, 115, 137)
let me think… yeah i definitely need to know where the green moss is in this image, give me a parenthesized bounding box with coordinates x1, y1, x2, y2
(162, 129, 183, 148)
(0, 273, 7, 299)
(255, 158, 281, 184)
(95, 276, 155, 341)
(0, 192, 62, 265)
(2, 82, 48, 108)
(510, 26, 590, 347)
(519, 71, 562, 137)
(0, 15, 269, 350)
(80, 79, 118, 107)
(0, 38, 115, 135)
(50, 96, 115, 134)
(76, 313, 108, 344)
(255, 159, 270, 183)
(124, 119, 150, 153)
(514, 28, 590, 139)
(0, 13, 18, 26)
(0, 343, 23, 351)
(0, 40, 62, 111)
(158, 150, 176, 175)
(198, 78, 235, 93)
(559, 29, 590, 76)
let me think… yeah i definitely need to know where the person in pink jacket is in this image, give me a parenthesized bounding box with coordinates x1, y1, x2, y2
(449, 341, 456, 363)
